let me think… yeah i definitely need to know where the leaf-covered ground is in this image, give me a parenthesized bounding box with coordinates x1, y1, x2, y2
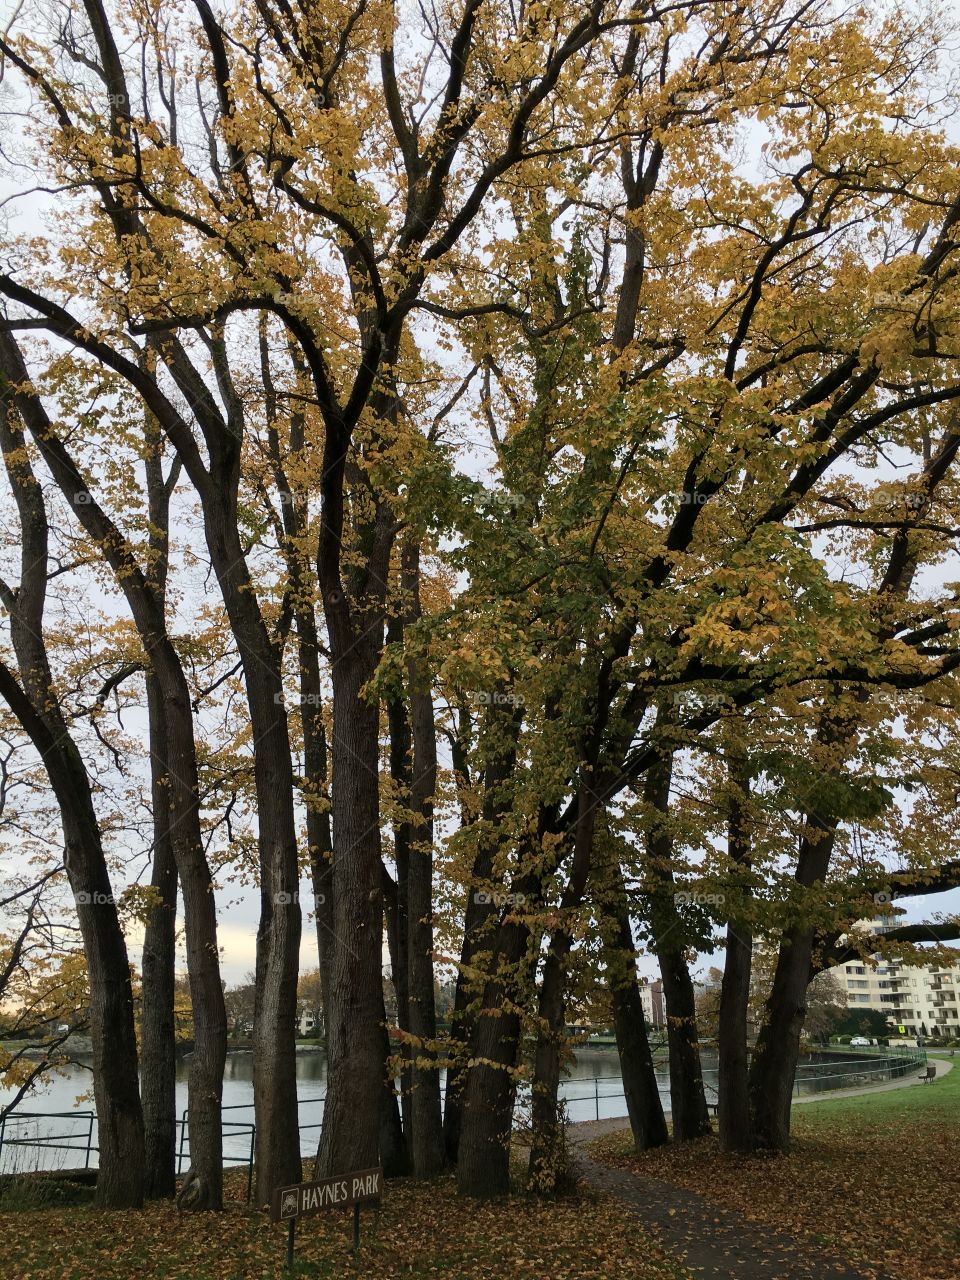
(592, 1058, 959, 1280)
(0, 1168, 691, 1279)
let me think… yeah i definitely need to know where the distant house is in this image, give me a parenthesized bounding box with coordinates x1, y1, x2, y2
(297, 1007, 320, 1038)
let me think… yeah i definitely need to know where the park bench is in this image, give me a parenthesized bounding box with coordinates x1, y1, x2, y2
(918, 1065, 936, 1083)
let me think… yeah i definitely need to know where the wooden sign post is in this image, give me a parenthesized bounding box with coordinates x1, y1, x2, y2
(270, 1167, 382, 1271)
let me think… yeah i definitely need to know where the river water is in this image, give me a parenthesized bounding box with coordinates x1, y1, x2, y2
(0, 1044, 906, 1174)
(0, 1047, 651, 1173)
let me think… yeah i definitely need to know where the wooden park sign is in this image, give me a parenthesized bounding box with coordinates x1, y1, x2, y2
(270, 1167, 383, 1269)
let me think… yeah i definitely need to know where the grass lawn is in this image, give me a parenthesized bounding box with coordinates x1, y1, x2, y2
(0, 1167, 691, 1280)
(593, 1061, 959, 1280)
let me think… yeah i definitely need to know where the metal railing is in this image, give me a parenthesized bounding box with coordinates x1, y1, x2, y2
(175, 1114, 257, 1201)
(0, 1110, 97, 1172)
(0, 1045, 929, 1183)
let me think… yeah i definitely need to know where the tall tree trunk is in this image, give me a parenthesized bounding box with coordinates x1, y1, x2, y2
(201, 492, 302, 1203)
(528, 788, 599, 1190)
(402, 543, 444, 1177)
(295, 611, 334, 1043)
(717, 922, 753, 1151)
(747, 930, 814, 1152)
(600, 862, 668, 1152)
(386, 669, 413, 1144)
(139, 416, 181, 1201)
(456, 997, 523, 1197)
(444, 704, 522, 1163)
(141, 673, 178, 1199)
(717, 749, 753, 1153)
(659, 949, 712, 1140)
(643, 747, 711, 1141)
(315, 631, 385, 1176)
(456, 884, 536, 1197)
(68, 812, 145, 1210)
(749, 817, 840, 1152)
(0, 669, 145, 1207)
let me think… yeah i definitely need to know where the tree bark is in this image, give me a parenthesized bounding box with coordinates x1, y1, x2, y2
(199, 478, 302, 1203)
(456, 866, 538, 1196)
(643, 750, 711, 1141)
(455, 992, 523, 1197)
(717, 750, 753, 1153)
(402, 543, 445, 1177)
(444, 704, 522, 1163)
(140, 673, 179, 1199)
(659, 948, 712, 1140)
(600, 862, 668, 1152)
(315, 630, 386, 1176)
(386, 666, 413, 1144)
(749, 818, 838, 1152)
(717, 921, 753, 1151)
(528, 787, 599, 1190)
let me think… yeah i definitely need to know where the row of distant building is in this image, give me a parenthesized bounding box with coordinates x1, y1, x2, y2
(839, 919, 959, 1038)
(672, 918, 960, 1040)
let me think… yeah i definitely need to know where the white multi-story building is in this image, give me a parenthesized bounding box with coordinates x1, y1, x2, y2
(639, 978, 665, 1029)
(840, 920, 960, 1037)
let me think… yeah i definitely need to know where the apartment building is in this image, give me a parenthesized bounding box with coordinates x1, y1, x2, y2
(640, 978, 666, 1029)
(841, 920, 960, 1037)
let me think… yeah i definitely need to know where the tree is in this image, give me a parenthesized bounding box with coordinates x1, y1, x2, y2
(2, 0, 960, 1208)
(694, 969, 725, 1042)
(801, 971, 846, 1043)
(224, 977, 258, 1040)
(833, 1008, 890, 1041)
(0, 376, 144, 1207)
(0, 328, 228, 1208)
(0, 876, 80, 1119)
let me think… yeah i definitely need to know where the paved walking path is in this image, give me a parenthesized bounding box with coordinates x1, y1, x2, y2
(570, 1058, 954, 1279)
(573, 1142, 872, 1279)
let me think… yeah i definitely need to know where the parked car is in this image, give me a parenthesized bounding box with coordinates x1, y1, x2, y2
(850, 1036, 870, 1046)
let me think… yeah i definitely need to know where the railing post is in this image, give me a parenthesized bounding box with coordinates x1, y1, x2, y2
(247, 1125, 255, 1204)
(177, 1108, 188, 1175)
(84, 1113, 94, 1170)
(595, 1078, 599, 1120)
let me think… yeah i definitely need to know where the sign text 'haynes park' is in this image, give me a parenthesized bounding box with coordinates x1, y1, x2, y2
(271, 1167, 382, 1222)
